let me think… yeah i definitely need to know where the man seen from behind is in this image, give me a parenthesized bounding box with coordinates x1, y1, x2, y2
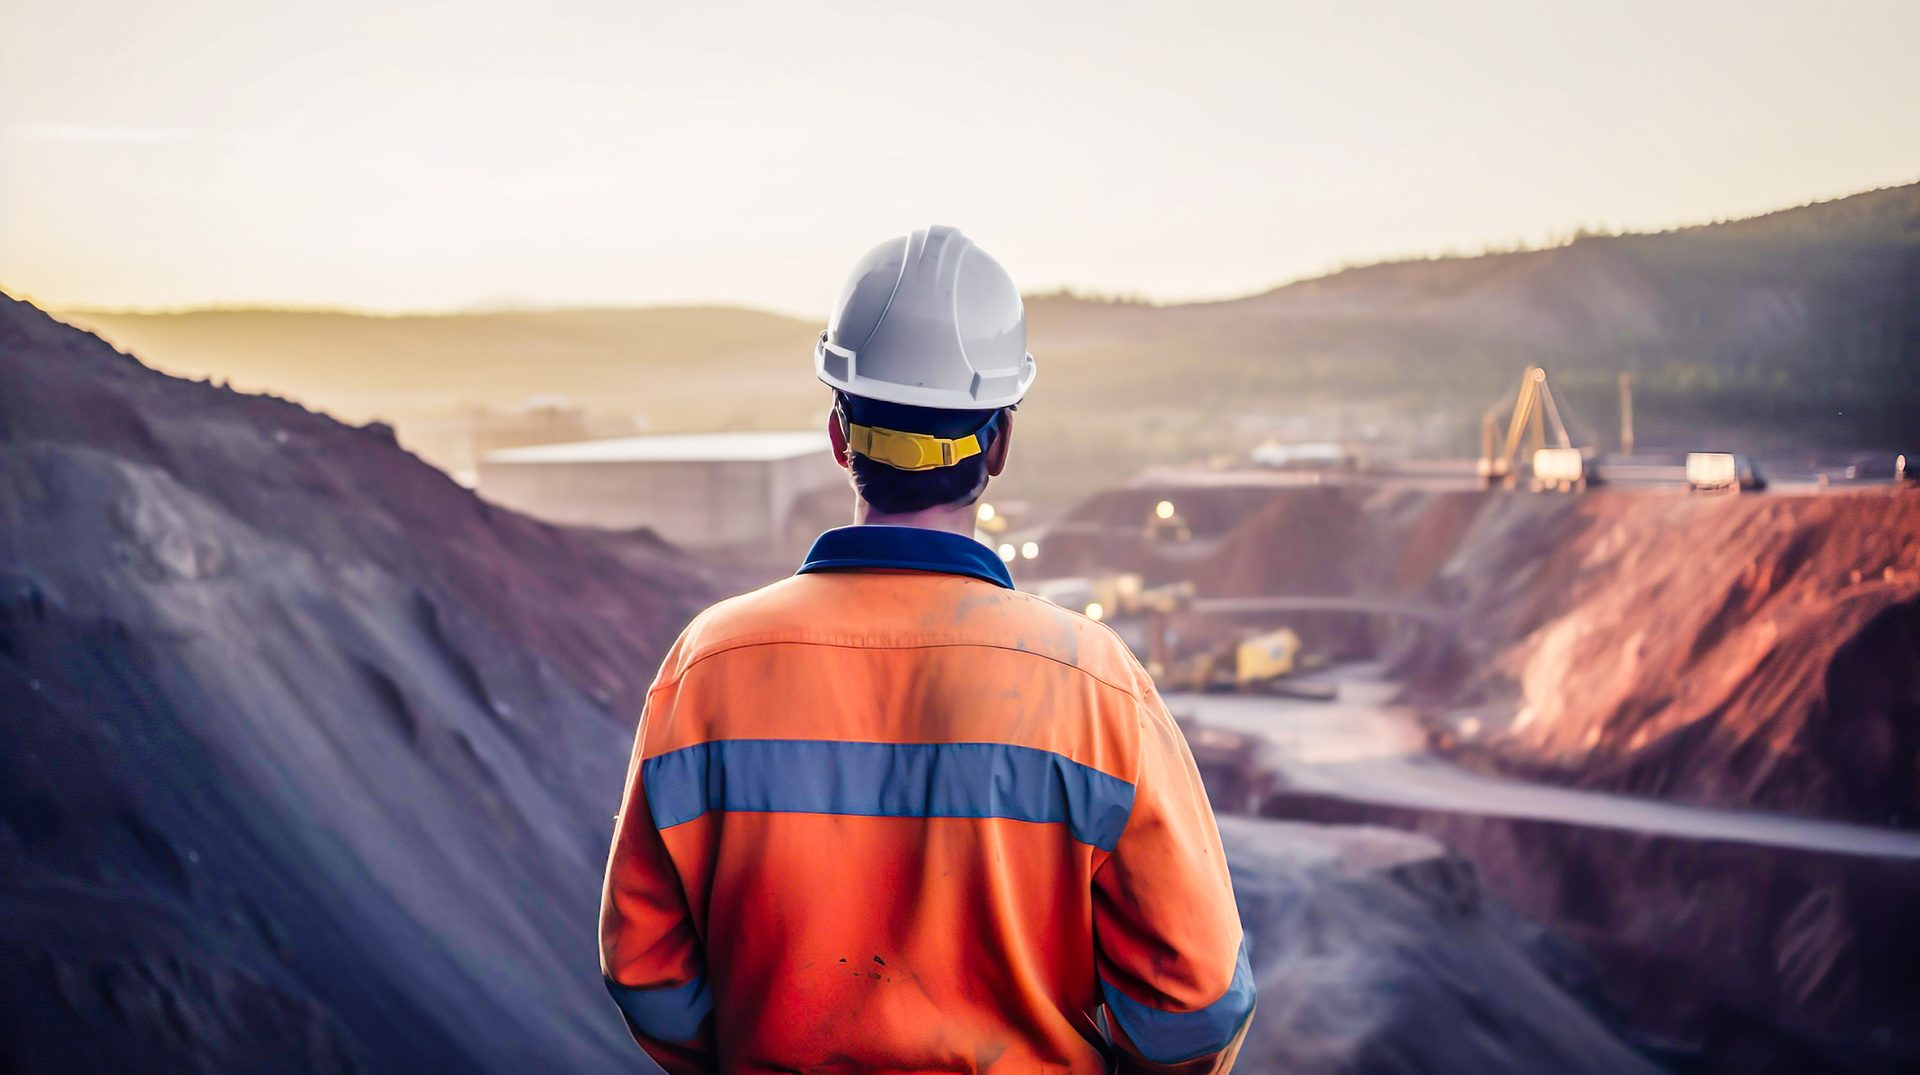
(600, 225, 1254, 1073)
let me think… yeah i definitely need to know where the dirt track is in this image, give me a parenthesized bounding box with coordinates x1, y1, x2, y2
(1173, 668, 1920, 860)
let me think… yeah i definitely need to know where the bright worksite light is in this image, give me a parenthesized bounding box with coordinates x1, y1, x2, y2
(977, 502, 997, 522)
(1154, 500, 1176, 520)
(1020, 541, 1040, 560)
(1085, 602, 1105, 622)
(997, 543, 1017, 563)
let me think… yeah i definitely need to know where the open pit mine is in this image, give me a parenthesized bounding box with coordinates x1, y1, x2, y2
(5, 290, 1917, 1073)
(1040, 476, 1920, 1072)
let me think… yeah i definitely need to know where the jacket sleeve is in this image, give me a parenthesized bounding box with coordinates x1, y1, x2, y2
(1092, 685, 1255, 1074)
(599, 677, 715, 1074)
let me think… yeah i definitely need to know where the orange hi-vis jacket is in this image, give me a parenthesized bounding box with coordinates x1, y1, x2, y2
(600, 526, 1254, 1073)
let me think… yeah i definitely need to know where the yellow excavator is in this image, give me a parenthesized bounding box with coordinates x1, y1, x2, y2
(1478, 366, 1594, 491)
(1155, 628, 1307, 694)
(1038, 573, 1330, 696)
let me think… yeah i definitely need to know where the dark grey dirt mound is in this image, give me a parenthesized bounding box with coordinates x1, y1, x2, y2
(1221, 817, 1658, 1075)
(0, 293, 714, 1073)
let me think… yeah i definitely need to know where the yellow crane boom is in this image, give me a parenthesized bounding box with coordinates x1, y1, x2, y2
(1479, 366, 1580, 486)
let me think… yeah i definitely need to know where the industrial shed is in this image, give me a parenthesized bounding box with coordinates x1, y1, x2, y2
(477, 431, 843, 557)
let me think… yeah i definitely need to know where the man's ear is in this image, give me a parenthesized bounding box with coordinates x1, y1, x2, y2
(827, 409, 850, 471)
(986, 410, 1013, 477)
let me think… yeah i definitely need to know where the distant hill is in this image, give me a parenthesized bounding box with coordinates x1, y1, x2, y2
(58, 182, 1920, 506)
(58, 305, 817, 430)
(1025, 181, 1919, 443)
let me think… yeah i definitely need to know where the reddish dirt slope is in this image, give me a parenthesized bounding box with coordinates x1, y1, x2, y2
(1040, 479, 1920, 825)
(1404, 490, 1920, 826)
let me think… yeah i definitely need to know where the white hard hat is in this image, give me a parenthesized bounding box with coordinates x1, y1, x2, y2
(815, 225, 1036, 410)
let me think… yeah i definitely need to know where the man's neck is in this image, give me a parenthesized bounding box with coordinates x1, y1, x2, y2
(852, 498, 978, 540)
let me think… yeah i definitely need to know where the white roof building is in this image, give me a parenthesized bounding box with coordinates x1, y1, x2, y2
(484, 431, 829, 465)
(478, 431, 843, 556)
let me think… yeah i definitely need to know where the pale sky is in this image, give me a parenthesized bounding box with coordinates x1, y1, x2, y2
(3, 0, 1917, 316)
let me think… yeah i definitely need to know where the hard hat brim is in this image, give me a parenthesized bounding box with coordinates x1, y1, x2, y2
(814, 333, 1034, 411)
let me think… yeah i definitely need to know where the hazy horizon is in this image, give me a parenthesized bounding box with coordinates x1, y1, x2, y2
(22, 177, 1917, 320)
(11, 176, 1909, 321)
(6, 1, 1919, 317)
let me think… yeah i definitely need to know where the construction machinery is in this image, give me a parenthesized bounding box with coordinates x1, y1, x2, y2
(1031, 573, 1331, 697)
(1156, 628, 1337, 699)
(1157, 628, 1316, 693)
(1531, 447, 1587, 491)
(1144, 499, 1192, 543)
(1033, 573, 1191, 624)
(1479, 366, 1596, 491)
(1235, 629, 1300, 685)
(1686, 452, 1767, 493)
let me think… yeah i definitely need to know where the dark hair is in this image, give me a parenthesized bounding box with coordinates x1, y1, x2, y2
(836, 392, 1005, 515)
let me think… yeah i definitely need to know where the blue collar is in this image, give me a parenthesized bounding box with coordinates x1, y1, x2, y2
(797, 526, 1014, 590)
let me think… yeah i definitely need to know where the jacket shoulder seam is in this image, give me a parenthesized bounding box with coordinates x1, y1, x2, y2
(651, 636, 1145, 701)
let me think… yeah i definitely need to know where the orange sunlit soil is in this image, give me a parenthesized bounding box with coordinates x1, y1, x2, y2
(1411, 489, 1920, 827)
(1039, 481, 1920, 826)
